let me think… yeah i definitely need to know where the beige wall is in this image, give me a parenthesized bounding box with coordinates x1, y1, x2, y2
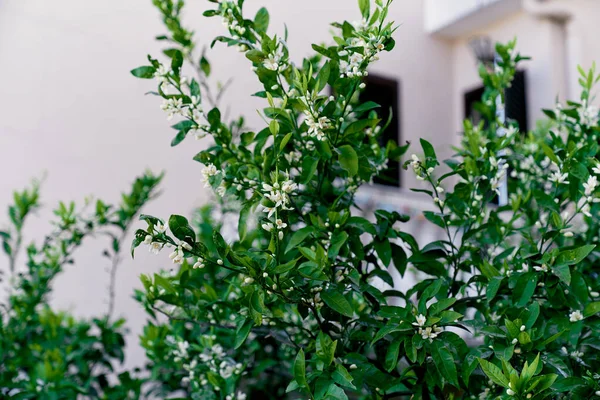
(0, 0, 453, 368)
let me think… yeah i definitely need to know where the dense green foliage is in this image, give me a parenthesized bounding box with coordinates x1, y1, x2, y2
(131, 1, 600, 399)
(0, 172, 161, 399)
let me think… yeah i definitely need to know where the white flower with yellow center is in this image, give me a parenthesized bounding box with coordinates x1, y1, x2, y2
(569, 310, 584, 322)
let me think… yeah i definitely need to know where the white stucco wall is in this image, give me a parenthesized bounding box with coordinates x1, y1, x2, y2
(0, 0, 453, 368)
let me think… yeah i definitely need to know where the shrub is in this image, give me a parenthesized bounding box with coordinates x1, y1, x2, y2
(0, 172, 161, 398)
(124, 0, 598, 399)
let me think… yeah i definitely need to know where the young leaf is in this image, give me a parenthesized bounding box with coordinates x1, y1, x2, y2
(478, 358, 509, 388)
(337, 145, 359, 176)
(130, 66, 156, 79)
(431, 341, 459, 387)
(321, 289, 354, 318)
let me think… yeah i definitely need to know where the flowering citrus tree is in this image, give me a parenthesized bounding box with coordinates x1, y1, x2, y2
(131, 0, 600, 399)
(0, 172, 161, 398)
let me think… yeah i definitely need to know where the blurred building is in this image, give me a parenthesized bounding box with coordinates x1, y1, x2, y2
(363, 0, 600, 237)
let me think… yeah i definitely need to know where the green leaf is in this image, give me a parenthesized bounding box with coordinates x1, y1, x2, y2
(234, 319, 254, 349)
(168, 215, 196, 243)
(294, 349, 308, 388)
(541, 142, 560, 165)
(478, 358, 509, 388)
(391, 243, 407, 276)
(254, 7, 270, 33)
(584, 301, 600, 317)
(555, 245, 595, 266)
(130, 66, 155, 79)
(321, 289, 354, 318)
(431, 341, 459, 387)
(338, 145, 358, 176)
(353, 101, 380, 115)
(316, 332, 337, 367)
(420, 138, 437, 162)
(285, 227, 315, 253)
(170, 50, 183, 74)
(332, 364, 356, 390)
(270, 120, 280, 136)
(423, 211, 445, 228)
(487, 277, 503, 301)
(385, 340, 401, 372)
(315, 61, 330, 93)
(328, 231, 348, 259)
(246, 49, 265, 63)
(273, 257, 300, 274)
(279, 132, 292, 152)
(300, 156, 319, 184)
(171, 130, 186, 147)
(553, 264, 571, 285)
(513, 273, 538, 307)
(358, 0, 370, 18)
(199, 55, 211, 77)
(373, 239, 392, 267)
(238, 203, 252, 241)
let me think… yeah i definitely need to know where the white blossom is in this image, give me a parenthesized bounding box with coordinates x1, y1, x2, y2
(149, 242, 162, 255)
(160, 98, 184, 120)
(201, 164, 221, 187)
(583, 175, 598, 196)
(169, 246, 185, 264)
(569, 310, 584, 322)
(549, 171, 569, 185)
(155, 222, 167, 233)
(412, 314, 426, 327)
(578, 100, 599, 127)
(418, 325, 442, 342)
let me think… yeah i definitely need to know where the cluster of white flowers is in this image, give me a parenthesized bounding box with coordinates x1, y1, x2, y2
(338, 18, 388, 79)
(304, 113, 331, 141)
(153, 64, 170, 85)
(198, 343, 244, 381)
(578, 99, 600, 128)
(261, 174, 297, 239)
(226, 391, 248, 400)
(301, 286, 324, 309)
(284, 149, 302, 165)
(412, 313, 442, 342)
(193, 257, 205, 269)
(409, 154, 432, 181)
(334, 268, 349, 283)
(583, 175, 598, 196)
(181, 358, 198, 385)
(202, 164, 222, 187)
(143, 221, 167, 254)
(487, 156, 509, 196)
(160, 98, 184, 121)
(477, 388, 491, 400)
(172, 339, 190, 363)
(263, 45, 286, 72)
(218, 2, 246, 38)
(366, 125, 381, 137)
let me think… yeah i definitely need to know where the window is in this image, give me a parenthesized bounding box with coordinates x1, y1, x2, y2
(464, 69, 528, 206)
(464, 70, 528, 131)
(359, 74, 401, 187)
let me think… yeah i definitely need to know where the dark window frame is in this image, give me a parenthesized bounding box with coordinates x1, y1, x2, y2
(359, 74, 402, 188)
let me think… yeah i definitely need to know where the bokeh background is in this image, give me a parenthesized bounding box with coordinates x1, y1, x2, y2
(1, 0, 599, 368)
